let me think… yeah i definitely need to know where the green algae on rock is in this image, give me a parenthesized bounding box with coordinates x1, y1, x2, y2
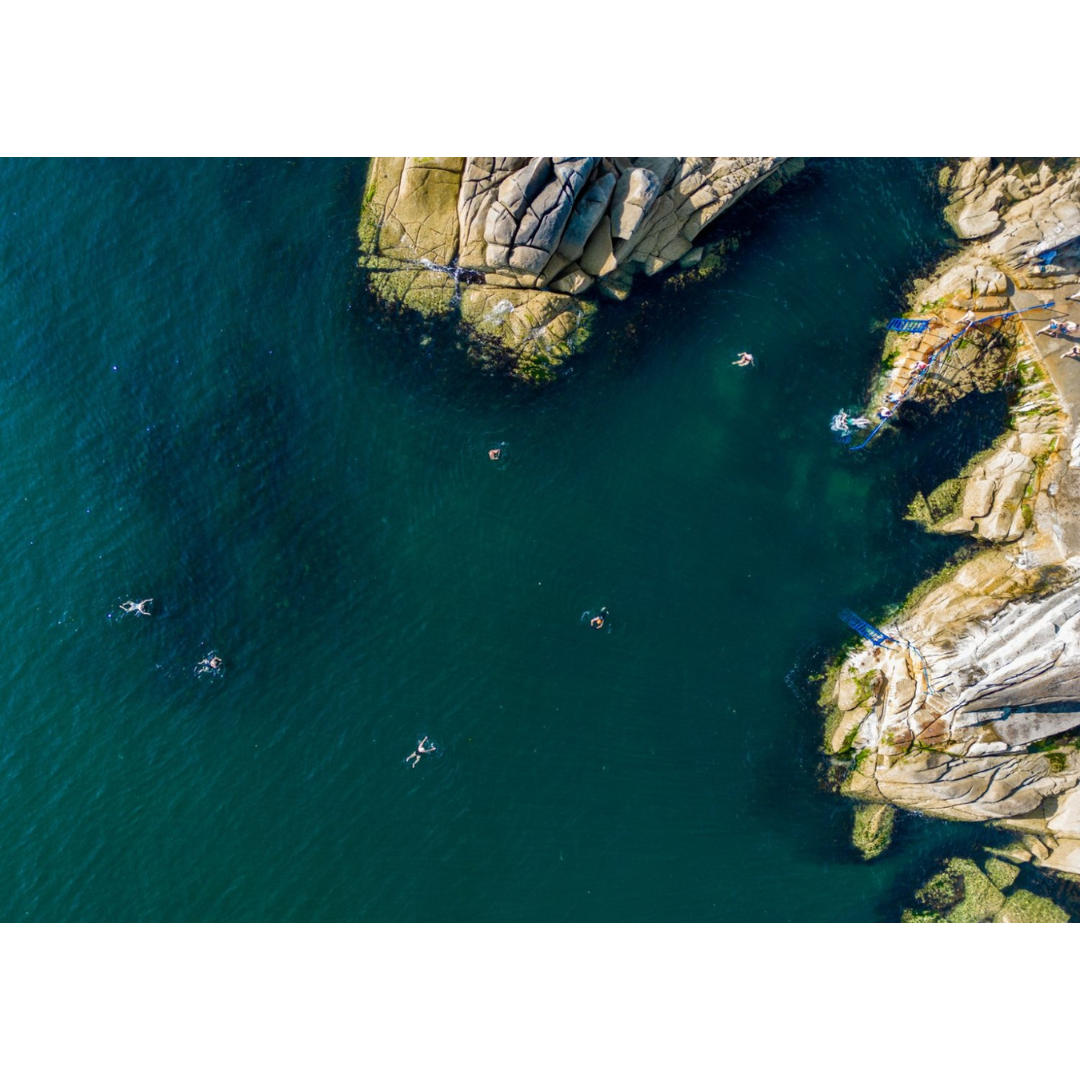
(902, 855, 1069, 923)
(357, 157, 786, 380)
(851, 802, 894, 860)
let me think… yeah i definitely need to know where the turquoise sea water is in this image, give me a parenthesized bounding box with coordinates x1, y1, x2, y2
(0, 158, 1026, 921)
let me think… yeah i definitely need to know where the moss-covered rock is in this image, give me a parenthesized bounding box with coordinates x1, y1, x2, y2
(852, 803, 894, 860)
(907, 858, 1006, 923)
(995, 889, 1069, 923)
(983, 856, 1021, 891)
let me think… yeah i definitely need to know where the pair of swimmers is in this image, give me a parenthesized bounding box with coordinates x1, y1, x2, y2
(121, 598, 224, 676)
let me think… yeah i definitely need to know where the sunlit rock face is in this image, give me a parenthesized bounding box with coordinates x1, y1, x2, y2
(357, 156, 787, 379)
(825, 158, 1080, 882)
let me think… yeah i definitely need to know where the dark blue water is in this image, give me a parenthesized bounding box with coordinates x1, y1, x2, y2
(0, 158, 1004, 920)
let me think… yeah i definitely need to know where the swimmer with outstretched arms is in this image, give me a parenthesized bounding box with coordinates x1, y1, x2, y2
(406, 736, 436, 768)
(120, 598, 153, 616)
(590, 607, 609, 630)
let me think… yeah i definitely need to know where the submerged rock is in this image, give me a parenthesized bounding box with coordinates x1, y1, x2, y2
(358, 156, 793, 379)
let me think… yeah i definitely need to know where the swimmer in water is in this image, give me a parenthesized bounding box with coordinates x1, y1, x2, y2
(195, 652, 223, 676)
(733, 352, 755, 367)
(120, 598, 153, 616)
(488, 447, 501, 461)
(590, 607, 609, 630)
(406, 736, 436, 768)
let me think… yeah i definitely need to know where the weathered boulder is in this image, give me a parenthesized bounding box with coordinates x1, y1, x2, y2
(358, 155, 787, 379)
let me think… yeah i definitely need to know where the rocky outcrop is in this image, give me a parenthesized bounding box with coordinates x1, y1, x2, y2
(901, 855, 1068, 922)
(358, 156, 791, 380)
(823, 159, 1080, 886)
(942, 158, 1080, 276)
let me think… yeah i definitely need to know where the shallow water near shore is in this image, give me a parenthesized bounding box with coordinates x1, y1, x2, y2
(0, 158, 1022, 921)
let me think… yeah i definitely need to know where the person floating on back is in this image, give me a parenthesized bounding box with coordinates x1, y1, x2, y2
(590, 607, 610, 630)
(733, 352, 755, 367)
(120, 598, 153, 616)
(488, 447, 501, 461)
(406, 736, 436, 768)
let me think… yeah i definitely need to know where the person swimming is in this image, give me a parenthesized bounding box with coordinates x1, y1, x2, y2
(590, 607, 610, 630)
(488, 447, 501, 461)
(120, 598, 153, 616)
(406, 736, 436, 768)
(195, 651, 224, 676)
(733, 352, 755, 367)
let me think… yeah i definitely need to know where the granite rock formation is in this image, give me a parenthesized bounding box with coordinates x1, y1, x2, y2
(357, 157, 789, 380)
(823, 159, 1080, 889)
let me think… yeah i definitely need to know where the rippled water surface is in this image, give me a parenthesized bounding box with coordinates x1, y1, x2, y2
(0, 158, 1010, 920)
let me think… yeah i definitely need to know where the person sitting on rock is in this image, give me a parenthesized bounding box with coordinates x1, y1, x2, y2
(957, 309, 978, 326)
(886, 392, 902, 404)
(733, 352, 754, 367)
(878, 407, 894, 420)
(1064, 343, 1080, 359)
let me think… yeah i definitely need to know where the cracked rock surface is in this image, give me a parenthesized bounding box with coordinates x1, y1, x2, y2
(825, 159, 1080, 883)
(358, 156, 786, 379)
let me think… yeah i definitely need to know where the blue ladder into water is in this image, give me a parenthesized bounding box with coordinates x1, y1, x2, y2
(887, 318, 932, 333)
(848, 301, 1056, 452)
(838, 609, 894, 646)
